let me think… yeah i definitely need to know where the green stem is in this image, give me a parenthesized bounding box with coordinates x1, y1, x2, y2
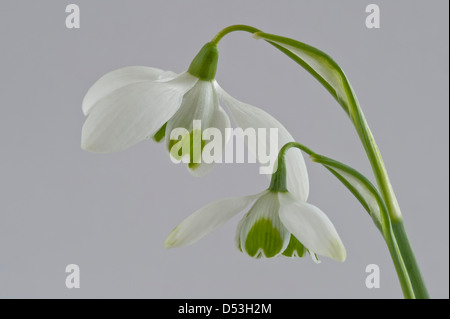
(210, 25, 261, 45)
(342, 86, 429, 298)
(392, 221, 430, 299)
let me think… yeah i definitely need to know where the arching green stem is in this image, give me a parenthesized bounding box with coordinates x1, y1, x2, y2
(210, 25, 262, 45)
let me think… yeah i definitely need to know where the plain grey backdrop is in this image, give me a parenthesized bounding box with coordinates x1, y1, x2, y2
(0, 0, 448, 299)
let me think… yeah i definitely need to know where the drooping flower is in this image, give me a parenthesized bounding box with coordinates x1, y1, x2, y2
(81, 42, 308, 199)
(164, 145, 346, 262)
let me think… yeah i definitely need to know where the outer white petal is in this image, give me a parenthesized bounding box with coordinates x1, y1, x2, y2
(157, 70, 178, 81)
(164, 192, 263, 248)
(278, 193, 346, 262)
(189, 105, 231, 177)
(82, 66, 168, 116)
(81, 72, 198, 153)
(215, 83, 309, 201)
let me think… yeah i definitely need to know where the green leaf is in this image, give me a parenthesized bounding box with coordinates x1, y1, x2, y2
(254, 32, 358, 118)
(310, 153, 386, 232)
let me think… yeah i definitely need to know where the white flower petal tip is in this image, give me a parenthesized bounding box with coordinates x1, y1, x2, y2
(186, 162, 216, 178)
(278, 193, 346, 263)
(164, 226, 182, 248)
(308, 250, 322, 264)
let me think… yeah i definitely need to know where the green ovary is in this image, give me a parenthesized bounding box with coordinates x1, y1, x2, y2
(244, 218, 284, 258)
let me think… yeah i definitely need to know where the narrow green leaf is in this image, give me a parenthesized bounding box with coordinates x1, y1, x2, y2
(310, 153, 386, 232)
(254, 32, 357, 117)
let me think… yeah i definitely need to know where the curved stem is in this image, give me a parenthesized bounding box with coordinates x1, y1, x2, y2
(268, 142, 313, 192)
(392, 222, 430, 298)
(210, 25, 261, 45)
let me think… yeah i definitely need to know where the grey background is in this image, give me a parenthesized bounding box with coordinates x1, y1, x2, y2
(0, 0, 448, 299)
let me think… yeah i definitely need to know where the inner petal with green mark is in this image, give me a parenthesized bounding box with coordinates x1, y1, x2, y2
(244, 218, 284, 258)
(282, 235, 306, 258)
(236, 192, 290, 258)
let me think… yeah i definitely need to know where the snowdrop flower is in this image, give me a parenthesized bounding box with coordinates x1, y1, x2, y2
(81, 42, 308, 199)
(164, 143, 346, 262)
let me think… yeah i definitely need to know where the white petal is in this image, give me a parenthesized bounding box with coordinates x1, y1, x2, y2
(278, 193, 346, 262)
(164, 192, 263, 248)
(236, 191, 290, 258)
(164, 80, 219, 174)
(82, 66, 168, 116)
(308, 250, 322, 264)
(157, 70, 178, 81)
(81, 72, 198, 153)
(189, 105, 231, 177)
(216, 83, 309, 201)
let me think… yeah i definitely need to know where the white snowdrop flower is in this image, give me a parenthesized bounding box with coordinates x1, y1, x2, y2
(81, 42, 308, 200)
(165, 144, 346, 262)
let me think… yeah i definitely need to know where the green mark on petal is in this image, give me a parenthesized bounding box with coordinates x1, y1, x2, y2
(168, 129, 206, 169)
(188, 129, 206, 170)
(244, 218, 284, 258)
(168, 133, 190, 160)
(282, 235, 306, 258)
(153, 122, 167, 143)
